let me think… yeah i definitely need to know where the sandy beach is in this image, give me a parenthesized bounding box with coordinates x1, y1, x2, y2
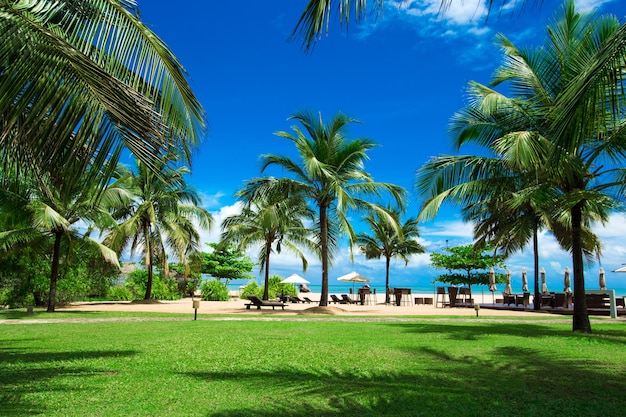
(59, 292, 547, 318)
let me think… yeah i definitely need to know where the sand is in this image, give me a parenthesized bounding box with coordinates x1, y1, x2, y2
(58, 292, 544, 318)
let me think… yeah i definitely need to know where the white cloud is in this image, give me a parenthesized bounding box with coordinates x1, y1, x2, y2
(575, 0, 615, 12)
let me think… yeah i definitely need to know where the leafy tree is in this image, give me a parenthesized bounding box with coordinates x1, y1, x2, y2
(430, 245, 505, 289)
(1, 0, 205, 183)
(357, 208, 425, 304)
(221, 180, 316, 300)
(259, 110, 406, 306)
(0, 162, 123, 312)
(201, 243, 255, 282)
(104, 158, 212, 300)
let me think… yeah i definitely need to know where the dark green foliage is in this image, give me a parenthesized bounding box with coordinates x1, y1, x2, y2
(124, 270, 180, 301)
(201, 243, 254, 281)
(200, 279, 229, 301)
(240, 275, 296, 300)
(430, 244, 505, 287)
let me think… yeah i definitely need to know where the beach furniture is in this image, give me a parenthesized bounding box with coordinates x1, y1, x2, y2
(291, 296, 306, 303)
(245, 294, 288, 310)
(303, 297, 314, 303)
(330, 294, 343, 304)
(435, 287, 448, 308)
(341, 294, 358, 304)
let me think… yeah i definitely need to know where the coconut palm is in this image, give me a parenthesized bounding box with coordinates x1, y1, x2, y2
(0, 161, 125, 312)
(419, 2, 626, 332)
(221, 180, 317, 300)
(104, 158, 212, 300)
(1, 0, 205, 183)
(356, 209, 425, 304)
(260, 110, 406, 306)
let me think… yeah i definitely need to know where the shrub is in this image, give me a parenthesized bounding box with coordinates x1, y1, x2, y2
(107, 285, 133, 301)
(239, 281, 260, 299)
(125, 270, 181, 300)
(200, 279, 230, 301)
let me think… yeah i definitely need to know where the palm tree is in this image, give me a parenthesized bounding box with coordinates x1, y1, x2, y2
(0, 161, 124, 312)
(356, 209, 425, 304)
(260, 110, 406, 306)
(104, 158, 212, 300)
(1, 0, 205, 183)
(419, 2, 625, 332)
(221, 180, 317, 300)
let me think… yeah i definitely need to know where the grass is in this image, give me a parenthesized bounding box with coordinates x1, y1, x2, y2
(1, 313, 625, 416)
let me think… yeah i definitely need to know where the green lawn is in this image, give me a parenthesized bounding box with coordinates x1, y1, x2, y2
(1, 314, 625, 416)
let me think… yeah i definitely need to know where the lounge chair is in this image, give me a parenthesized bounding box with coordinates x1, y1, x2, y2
(303, 297, 314, 303)
(341, 294, 358, 304)
(245, 294, 287, 310)
(330, 294, 343, 304)
(291, 296, 305, 303)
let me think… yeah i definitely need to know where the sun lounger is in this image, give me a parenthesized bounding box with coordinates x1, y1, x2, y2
(330, 294, 345, 304)
(245, 294, 287, 310)
(303, 297, 314, 303)
(291, 296, 306, 303)
(341, 294, 358, 304)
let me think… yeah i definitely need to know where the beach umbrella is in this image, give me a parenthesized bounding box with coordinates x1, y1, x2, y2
(504, 269, 512, 295)
(599, 267, 606, 290)
(281, 274, 310, 285)
(563, 267, 571, 293)
(488, 268, 496, 304)
(541, 268, 548, 293)
(613, 265, 626, 273)
(337, 271, 370, 296)
(521, 268, 528, 292)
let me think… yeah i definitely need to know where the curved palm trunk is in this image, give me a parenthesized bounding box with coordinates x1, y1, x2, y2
(533, 224, 541, 311)
(262, 243, 272, 300)
(144, 222, 153, 300)
(47, 231, 63, 312)
(319, 206, 329, 307)
(571, 202, 591, 333)
(385, 256, 391, 304)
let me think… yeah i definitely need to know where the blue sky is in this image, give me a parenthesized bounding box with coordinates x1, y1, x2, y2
(137, 0, 626, 292)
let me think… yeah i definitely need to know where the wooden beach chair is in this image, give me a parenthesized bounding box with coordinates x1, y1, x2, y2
(245, 294, 287, 310)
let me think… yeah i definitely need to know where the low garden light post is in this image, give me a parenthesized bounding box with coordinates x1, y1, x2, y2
(474, 303, 480, 317)
(192, 299, 200, 320)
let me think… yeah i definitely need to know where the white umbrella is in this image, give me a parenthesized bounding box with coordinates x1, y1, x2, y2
(337, 271, 370, 283)
(613, 265, 626, 273)
(337, 271, 370, 298)
(599, 267, 606, 290)
(281, 274, 310, 285)
(541, 268, 548, 293)
(521, 268, 528, 292)
(563, 267, 571, 293)
(504, 269, 512, 295)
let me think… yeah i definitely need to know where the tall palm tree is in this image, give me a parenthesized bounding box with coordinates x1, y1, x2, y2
(0, 160, 125, 312)
(104, 158, 212, 300)
(260, 110, 406, 306)
(419, 2, 625, 332)
(221, 180, 317, 300)
(1, 0, 205, 183)
(356, 209, 425, 304)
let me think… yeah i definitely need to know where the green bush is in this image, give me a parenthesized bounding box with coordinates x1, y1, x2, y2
(239, 281, 260, 299)
(107, 285, 133, 301)
(200, 279, 229, 301)
(125, 270, 181, 300)
(240, 276, 297, 300)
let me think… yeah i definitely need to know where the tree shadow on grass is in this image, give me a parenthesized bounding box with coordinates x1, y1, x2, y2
(181, 324, 626, 417)
(0, 349, 137, 417)
(386, 321, 626, 345)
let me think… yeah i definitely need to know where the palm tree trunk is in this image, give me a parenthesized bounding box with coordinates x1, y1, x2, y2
(571, 202, 591, 333)
(144, 222, 153, 300)
(319, 205, 329, 307)
(262, 243, 271, 300)
(47, 231, 63, 313)
(533, 224, 541, 311)
(385, 256, 391, 304)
